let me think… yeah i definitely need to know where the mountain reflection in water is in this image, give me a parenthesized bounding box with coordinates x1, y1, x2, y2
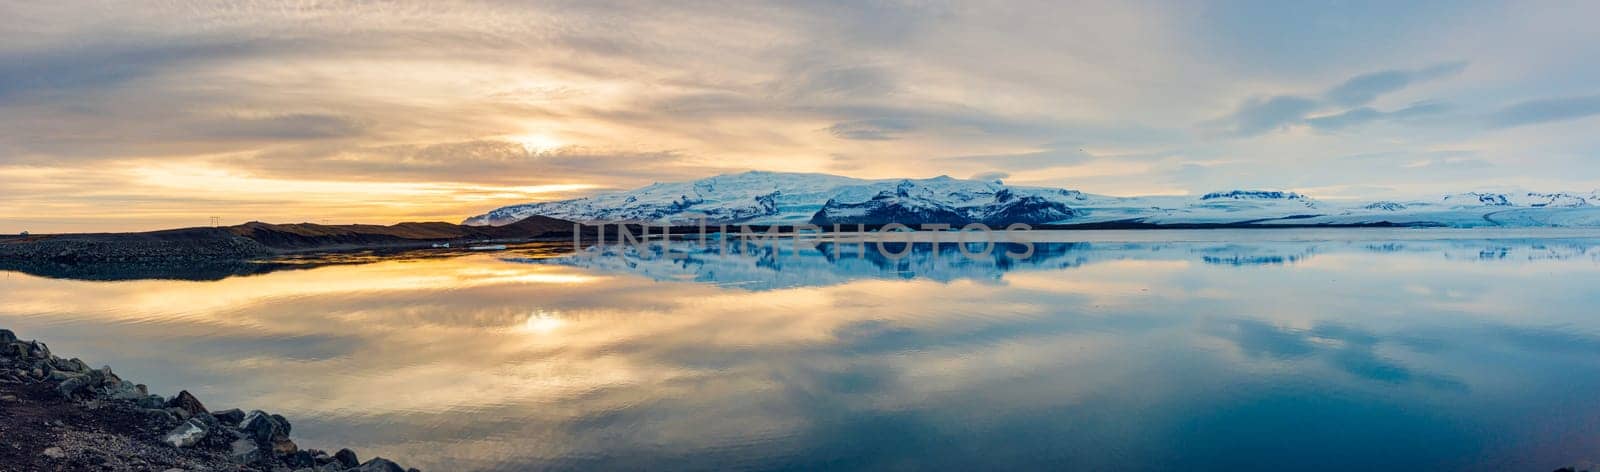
(1, 229, 1598, 471)
(515, 233, 1600, 290)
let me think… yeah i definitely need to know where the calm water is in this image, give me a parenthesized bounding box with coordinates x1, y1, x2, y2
(3, 229, 1599, 471)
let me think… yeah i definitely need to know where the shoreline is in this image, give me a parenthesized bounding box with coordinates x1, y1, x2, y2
(0, 328, 419, 472)
(6, 221, 1598, 266)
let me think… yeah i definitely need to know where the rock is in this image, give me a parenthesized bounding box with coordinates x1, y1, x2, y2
(0, 330, 420, 472)
(229, 437, 264, 464)
(282, 449, 315, 468)
(273, 437, 299, 456)
(105, 380, 148, 401)
(306, 449, 331, 464)
(166, 390, 208, 416)
(164, 417, 210, 448)
(272, 413, 293, 435)
(57, 375, 88, 399)
(241, 410, 291, 443)
(168, 406, 193, 421)
(213, 408, 246, 426)
(145, 408, 180, 425)
(92, 366, 120, 386)
(333, 449, 360, 468)
(47, 370, 81, 381)
(357, 457, 407, 472)
(51, 357, 89, 373)
(194, 413, 238, 447)
(139, 394, 167, 409)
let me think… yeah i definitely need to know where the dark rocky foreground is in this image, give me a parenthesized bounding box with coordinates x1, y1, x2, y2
(0, 329, 418, 472)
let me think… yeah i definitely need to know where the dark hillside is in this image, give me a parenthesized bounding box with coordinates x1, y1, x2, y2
(0, 216, 578, 262)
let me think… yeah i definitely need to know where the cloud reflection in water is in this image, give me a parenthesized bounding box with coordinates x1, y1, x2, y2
(1, 231, 1599, 470)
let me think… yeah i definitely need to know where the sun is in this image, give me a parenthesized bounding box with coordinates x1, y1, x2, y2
(521, 310, 566, 334)
(512, 134, 564, 155)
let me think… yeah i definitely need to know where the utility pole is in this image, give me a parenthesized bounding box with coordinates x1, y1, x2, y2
(209, 216, 220, 227)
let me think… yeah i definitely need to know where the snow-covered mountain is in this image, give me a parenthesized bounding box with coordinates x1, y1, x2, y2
(809, 180, 1079, 226)
(465, 171, 861, 225)
(463, 172, 1600, 228)
(1440, 191, 1598, 208)
(466, 172, 1093, 227)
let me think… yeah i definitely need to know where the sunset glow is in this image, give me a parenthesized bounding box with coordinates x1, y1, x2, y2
(3, 2, 1599, 233)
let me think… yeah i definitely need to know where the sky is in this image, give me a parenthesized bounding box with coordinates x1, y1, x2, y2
(3, 0, 1599, 233)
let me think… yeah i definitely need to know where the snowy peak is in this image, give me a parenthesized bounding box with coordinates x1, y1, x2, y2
(1442, 192, 1513, 207)
(809, 179, 1076, 227)
(1516, 192, 1592, 208)
(1362, 202, 1408, 211)
(1439, 191, 1599, 208)
(463, 171, 866, 226)
(1190, 190, 1318, 212)
(1200, 190, 1310, 201)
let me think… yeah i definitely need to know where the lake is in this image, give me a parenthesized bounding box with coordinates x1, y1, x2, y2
(3, 229, 1599, 471)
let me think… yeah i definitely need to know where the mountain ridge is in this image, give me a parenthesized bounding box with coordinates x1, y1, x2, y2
(465, 172, 1600, 228)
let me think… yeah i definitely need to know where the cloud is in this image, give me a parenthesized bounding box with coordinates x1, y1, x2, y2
(1211, 95, 1319, 137)
(1, 1, 1598, 231)
(773, 63, 898, 101)
(1211, 64, 1462, 136)
(234, 140, 723, 188)
(1206, 318, 1464, 389)
(1306, 101, 1449, 131)
(195, 114, 368, 140)
(1305, 107, 1382, 131)
(1488, 95, 1600, 128)
(1323, 61, 1466, 107)
(0, 41, 265, 103)
(1400, 156, 1492, 170)
(935, 147, 1098, 172)
(970, 171, 1010, 182)
(826, 119, 915, 140)
(1339, 149, 1477, 162)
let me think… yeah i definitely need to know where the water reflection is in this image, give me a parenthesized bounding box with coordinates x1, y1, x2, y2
(518, 233, 1600, 290)
(1, 230, 1598, 471)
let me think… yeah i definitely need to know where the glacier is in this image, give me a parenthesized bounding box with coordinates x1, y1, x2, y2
(464, 171, 1600, 228)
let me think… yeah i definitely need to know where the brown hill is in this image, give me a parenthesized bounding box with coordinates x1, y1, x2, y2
(227, 215, 574, 250)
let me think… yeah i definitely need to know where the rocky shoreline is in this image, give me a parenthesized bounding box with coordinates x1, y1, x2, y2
(0, 328, 419, 472)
